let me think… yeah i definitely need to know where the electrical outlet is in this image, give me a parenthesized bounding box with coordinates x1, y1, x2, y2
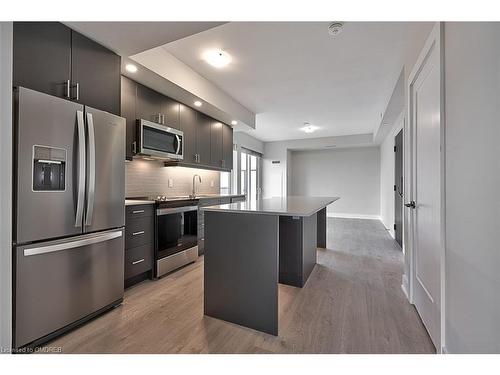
(168, 178, 173, 188)
(210, 180, 214, 188)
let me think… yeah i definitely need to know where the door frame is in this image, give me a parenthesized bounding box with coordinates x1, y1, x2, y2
(394, 126, 404, 248)
(405, 22, 446, 352)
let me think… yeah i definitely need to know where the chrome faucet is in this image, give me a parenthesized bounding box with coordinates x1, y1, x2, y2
(191, 174, 202, 199)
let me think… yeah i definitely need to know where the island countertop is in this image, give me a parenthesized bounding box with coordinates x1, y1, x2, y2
(201, 196, 339, 217)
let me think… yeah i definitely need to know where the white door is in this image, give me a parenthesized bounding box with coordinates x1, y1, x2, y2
(409, 24, 443, 350)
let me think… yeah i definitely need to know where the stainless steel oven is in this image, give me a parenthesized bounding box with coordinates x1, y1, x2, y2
(137, 119, 183, 160)
(155, 199, 198, 277)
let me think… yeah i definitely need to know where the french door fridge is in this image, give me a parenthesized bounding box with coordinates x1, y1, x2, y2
(13, 87, 126, 348)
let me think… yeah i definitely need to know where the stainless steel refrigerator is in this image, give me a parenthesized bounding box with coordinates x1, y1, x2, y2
(13, 87, 126, 348)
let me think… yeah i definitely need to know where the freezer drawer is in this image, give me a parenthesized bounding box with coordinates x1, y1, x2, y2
(14, 228, 124, 348)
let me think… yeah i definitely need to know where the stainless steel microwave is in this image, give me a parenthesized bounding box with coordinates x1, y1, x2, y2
(136, 119, 183, 160)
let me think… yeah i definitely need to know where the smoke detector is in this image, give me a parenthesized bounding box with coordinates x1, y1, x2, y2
(328, 22, 344, 36)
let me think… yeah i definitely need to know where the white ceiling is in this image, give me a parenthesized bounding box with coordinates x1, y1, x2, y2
(163, 22, 433, 142)
(64, 22, 226, 56)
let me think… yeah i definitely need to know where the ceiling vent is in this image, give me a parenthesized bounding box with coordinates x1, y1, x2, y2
(328, 22, 344, 36)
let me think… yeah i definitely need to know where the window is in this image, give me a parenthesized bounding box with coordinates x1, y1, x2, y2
(241, 151, 247, 195)
(220, 171, 230, 195)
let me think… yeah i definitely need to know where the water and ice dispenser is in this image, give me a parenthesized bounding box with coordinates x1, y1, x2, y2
(32, 145, 66, 191)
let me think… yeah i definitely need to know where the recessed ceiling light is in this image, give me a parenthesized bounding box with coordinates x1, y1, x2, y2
(125, 63, 138, 73)
(231, 120, 238, 125)
(194, 101, 202, 107)
(203, 49, 232, 68)
(300, 123, 319, 133)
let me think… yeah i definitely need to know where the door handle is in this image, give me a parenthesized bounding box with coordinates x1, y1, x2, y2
(24, 230, 123, 256)
(75, 110, 86, 227)
(85, 112, 96, 227)
(405, 201, 416, 209)
(175, 135, 181, 155)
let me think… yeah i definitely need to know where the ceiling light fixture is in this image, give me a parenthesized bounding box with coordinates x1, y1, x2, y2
(194, 101, 202, 107)
(203, 49, 232, 68)
(125, 63, 138, 73)
(301, 123, 319, 134)
(231, 120, 238, 125)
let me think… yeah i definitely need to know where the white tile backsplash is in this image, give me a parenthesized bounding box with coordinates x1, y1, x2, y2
(125, 159, 221, 198)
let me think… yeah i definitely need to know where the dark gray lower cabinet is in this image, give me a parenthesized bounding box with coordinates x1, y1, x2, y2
(125, 204, 154, 287)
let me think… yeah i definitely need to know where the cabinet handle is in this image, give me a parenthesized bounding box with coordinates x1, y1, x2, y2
(132, 231, 145, 236)
(72, 82, 80, 100)
(132, 141, 137, 154)
(132, 209, 145, 214)
(66, 79, 71, 98)
(132, 259, 145, 265)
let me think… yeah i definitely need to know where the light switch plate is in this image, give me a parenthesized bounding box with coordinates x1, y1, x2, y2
(168, 178, 173, 188)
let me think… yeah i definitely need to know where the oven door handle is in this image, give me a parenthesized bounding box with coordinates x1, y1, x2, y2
(157, 206, 198, 216)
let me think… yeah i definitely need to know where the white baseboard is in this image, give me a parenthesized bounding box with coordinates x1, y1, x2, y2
(401, 274, 410, 302)
(328, 213, 381, 221)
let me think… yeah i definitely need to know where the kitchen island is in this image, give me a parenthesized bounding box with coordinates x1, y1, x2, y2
(202, 196, 339, 335)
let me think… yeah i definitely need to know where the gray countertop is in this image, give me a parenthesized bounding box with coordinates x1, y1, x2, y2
(125, 194, 246, 206)
(125, 199, 156, 206)
(201, 196, 340, 217)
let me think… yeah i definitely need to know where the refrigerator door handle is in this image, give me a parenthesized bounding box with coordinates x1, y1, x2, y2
(75, 110, 86, 227)
(85, 112, 96, 227)
(23, 230, 123, 257)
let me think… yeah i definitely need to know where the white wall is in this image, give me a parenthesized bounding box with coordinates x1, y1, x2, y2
(290, 147, 381, 218)
(379, 114, 404, 237)
(0, 22, 13, 352)
(263, 133, 373, 198)
(443, 22, 500, 353)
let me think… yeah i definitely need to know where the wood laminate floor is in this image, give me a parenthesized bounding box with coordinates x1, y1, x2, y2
(46, 218, 435, 354)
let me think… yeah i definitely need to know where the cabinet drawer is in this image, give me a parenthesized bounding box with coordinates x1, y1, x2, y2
(126, 204, 154, 220)
(125, 216, 154, 249)
(125, 244, 152, 279)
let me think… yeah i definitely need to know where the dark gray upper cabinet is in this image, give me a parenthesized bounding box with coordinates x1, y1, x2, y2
(136, 84, 163, 123)
(222, 124, 234, 170)
(161, 97, 180, 130)
(210, 121, 223, 168)
(121, 76, 137, 160)
(13, 22, 71, 99)
(179, 104, 197, 164)
(13, 22, 121, 115)
(71, 31, 121, 115)
(120, 77, 233, 170)
(196, 113, 212, 166)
